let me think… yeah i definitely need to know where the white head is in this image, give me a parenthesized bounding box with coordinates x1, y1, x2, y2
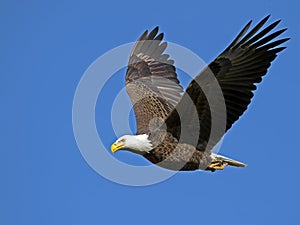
(110, 134, 153, 155)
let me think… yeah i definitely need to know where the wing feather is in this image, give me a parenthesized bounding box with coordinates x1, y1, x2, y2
(126, 27, 184, 134)
(165, 15, 289, 151)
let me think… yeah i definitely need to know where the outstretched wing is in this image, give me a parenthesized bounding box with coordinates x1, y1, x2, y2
(165, 15, 289, 151)
(126, 27, 184, 134)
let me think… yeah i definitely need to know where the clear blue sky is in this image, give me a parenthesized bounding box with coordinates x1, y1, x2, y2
(1, 0, 299, 224)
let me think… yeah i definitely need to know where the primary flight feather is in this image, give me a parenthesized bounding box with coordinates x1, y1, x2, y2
(111, 15, 289, 171)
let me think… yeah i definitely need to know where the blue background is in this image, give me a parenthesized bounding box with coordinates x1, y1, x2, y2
(1, 0, 299, 224)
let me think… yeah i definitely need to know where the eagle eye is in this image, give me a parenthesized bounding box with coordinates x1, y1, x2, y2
(119, 138, 125, 143)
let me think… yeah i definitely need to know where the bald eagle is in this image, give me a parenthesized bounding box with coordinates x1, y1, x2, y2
(111, 15, 289, 171)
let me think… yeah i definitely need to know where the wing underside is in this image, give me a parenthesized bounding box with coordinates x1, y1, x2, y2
(126, 27, 183, 134)
(165, 15, 289, 152)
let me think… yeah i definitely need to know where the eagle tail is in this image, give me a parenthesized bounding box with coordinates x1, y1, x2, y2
(208, 153, 246, 171)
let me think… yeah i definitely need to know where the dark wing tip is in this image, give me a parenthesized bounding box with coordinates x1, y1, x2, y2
(273, 19, 281, 26)
(285, 37, 291, 42)
(138, 30, 148, 41)
(247, 19, 253, 27)
(279, 37, 291, 44)
(274, 46, 287, 53)
(148, 26, 159, 40)
(155, 32, 164, 41)
(264, 14, 282, 25)
(264, 14, 271, 21)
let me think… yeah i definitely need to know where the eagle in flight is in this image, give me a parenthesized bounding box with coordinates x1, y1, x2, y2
(110, 15, 289, 171)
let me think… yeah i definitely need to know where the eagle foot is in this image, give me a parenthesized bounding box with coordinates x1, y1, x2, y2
(207, 161, 227, 171)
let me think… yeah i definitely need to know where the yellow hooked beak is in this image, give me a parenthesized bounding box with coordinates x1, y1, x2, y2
(110, 142, 125, 153)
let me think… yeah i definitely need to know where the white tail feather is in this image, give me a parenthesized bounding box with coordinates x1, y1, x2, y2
(211, 153, 246, 167)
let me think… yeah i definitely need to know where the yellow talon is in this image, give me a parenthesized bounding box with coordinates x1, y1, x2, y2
(208, 162, 226, 170)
